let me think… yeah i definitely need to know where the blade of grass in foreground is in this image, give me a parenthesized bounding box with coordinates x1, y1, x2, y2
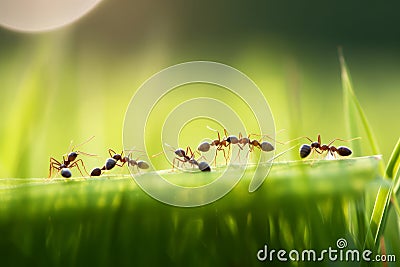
(338, 47, 392, 250)
(367, 139, 400, 249)
(338, 47, 384, 173)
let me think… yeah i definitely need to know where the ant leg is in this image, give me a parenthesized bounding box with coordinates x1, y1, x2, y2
(226, 143, 231, 163)
(109, 149, 117, 157)
(71, 159, 89, 176)
(232, 145, 244, 163)
(223, 129, 229, 138)
(69, 161, 84, 177)
(213, 149, 218, 167)
(217, 146, 229, 165)
(49, 157, 62, 178)
(196, 155, 208, 162)
(173, 157, 186, 170)
(187, 146, 194, 158)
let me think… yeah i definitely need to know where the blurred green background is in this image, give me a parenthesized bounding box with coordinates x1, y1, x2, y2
(0, 0, 399, 178)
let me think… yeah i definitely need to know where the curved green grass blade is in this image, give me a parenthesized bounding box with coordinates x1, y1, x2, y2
(337, 48, 397, 251)
(367, 138, 400, 249)
(338, 47, 384, 174)
(386, 138, 400, 192)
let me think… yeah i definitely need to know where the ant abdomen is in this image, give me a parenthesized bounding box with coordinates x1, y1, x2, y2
(105, 158, 117, 170)
(90, 167, 102, 177)
(226, 136, 239, 145)
(260, 141, 274, 152)
(197, 142, 211, 152)
(300, 144, 312, 158)
(61, 168, 72, 178)
(137, 160, 149, 169)
(337, 146, 352, 156)
(198, 161, 211, 172)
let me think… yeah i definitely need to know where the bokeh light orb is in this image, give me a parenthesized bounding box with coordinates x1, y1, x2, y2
(0, 0, 102, 32)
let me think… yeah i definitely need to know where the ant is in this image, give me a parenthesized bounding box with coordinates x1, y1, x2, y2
(90, 149, 149, 176)
(48, 136, 95, 178)
(236, 133, 275, 152)
(198, 129, 277, 165)
(299, 134, 358, 159)
(197, 127, 232, 165)
(159, 144, 210, 172)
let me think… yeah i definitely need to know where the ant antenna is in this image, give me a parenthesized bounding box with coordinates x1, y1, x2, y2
(283, 136, 314, 144)
(248, 132, 285, 145)
(71, 135, 95, 151)
(326, 136, 361, 147)
(267, 144, 298, 162)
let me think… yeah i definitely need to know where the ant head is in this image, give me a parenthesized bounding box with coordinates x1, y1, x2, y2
(250, 140, 261, 146)
(240, 137, 250, 144)
(311, 142, 320, 148)
(67, 152, 78, 161)
(112, 154, 122, 161)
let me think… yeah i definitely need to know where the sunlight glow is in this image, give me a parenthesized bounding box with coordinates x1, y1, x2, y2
(0, 0, 102, 32)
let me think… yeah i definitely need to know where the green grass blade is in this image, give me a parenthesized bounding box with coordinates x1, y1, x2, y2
(338, 47, 396, 250)
(391, 195, 400, 220)
(339, 48, 362, 156)
(367, 186, 392, 248)
(386, 138, 400, 191)
(0, 157, 384, 266)
(338, 47, 384, 173)
(366, 138, 400, 249)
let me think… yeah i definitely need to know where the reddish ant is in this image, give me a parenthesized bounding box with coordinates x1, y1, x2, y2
(237, 133, 276, 152)
(48, 136, 95, 178)
(90, 149, 149, 176)
(197, 127, 232, 165)
(299, 134, 359, 159)
(198, 129, 278, 165)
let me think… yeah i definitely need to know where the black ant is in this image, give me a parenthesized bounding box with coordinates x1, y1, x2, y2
(299, 134, 358, 159)
(159, 144, 210, 172)
(48, 136, 95, 178)
(90, 149, 149, 176)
